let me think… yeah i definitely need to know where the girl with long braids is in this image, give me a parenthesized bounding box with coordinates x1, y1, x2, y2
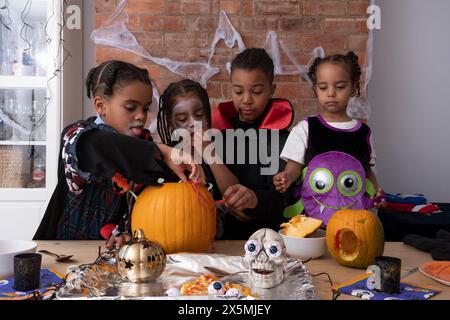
(34, 60, 204, 245)
(157, 79, 239, 238)
(273, 52, 384, 205)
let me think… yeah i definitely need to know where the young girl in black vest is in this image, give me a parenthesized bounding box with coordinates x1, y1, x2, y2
(273, 52, 384, 206)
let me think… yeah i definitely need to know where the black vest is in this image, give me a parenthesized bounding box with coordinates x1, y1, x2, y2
(304, 116, 372, 170)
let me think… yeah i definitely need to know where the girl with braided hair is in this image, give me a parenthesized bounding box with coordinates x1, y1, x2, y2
(157, 79, 239, 238)
(273, 51, 384, 206)
(34, 60, 204, 244)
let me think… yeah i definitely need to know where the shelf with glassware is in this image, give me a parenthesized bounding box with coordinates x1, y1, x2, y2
(0, 86, 48, 189)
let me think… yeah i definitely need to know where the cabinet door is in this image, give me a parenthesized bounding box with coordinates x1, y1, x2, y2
(0, 0, 60, 189)
(0, 0, 61, 239)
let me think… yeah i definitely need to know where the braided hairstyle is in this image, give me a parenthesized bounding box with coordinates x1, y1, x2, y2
(231, 48, 275, 83)
(157, 79, 212, 146)
(85, 60, 152, 99)
(307, 51, 362, 97)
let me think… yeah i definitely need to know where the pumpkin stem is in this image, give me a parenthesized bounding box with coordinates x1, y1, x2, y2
(134, 229, 146, 241)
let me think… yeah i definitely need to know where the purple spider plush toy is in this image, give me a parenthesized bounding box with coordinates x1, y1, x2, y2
(283, 151, 380, 227)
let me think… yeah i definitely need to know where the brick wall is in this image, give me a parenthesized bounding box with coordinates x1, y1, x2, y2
(95, 0, 370, 125)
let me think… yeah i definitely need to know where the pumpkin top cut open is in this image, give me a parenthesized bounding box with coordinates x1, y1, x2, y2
(280, 215, 323, 238)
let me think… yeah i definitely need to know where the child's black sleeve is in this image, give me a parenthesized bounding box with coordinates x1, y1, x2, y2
(76, 129, 166, 184)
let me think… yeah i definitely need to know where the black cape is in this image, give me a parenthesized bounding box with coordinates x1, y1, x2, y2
(33, 117, 168, 240)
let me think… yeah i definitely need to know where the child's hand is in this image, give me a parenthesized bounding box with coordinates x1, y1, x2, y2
(223, 184, 258, 218)
(106, 233, 132, 250)
(273, 171, 289, 193)
(157, 143, 206, 184)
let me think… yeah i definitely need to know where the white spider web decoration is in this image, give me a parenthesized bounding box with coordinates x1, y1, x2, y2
(91, 0, 219, 88)
(91, 0, 373, 120)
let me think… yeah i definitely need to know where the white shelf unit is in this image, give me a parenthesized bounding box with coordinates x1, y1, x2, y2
(0, 0, 62, 240)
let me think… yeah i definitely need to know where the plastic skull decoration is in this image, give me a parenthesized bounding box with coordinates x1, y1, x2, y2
(244, 228, 286, 289)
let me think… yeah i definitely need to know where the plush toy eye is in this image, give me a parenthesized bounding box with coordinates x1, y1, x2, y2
(265, 241, 282, 258)
(309, 168, 334, 194)
(208, 281, 225, 295)
(225, 287, 241, 296)
(244, 240, 261, 256)
(164, 287, 181, 297)
(337, 171, 362, 197)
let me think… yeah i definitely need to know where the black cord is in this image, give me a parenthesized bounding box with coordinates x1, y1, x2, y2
(27, 248, 119, 300)
(27, 280, 66, 300)
(303, 258, 340, 300)
(309, 272, 341, 300)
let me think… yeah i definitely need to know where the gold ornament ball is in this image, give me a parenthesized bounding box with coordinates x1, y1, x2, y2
(117, 229, 166, 283)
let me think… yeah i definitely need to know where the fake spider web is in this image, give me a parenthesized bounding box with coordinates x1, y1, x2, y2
(91, 0, 373, 120)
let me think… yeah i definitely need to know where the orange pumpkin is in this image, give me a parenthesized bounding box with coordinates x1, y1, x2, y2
(131, 182, 216, 254)
(326, 209, 384, 269)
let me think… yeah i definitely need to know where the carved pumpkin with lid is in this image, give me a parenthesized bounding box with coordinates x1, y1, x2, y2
(326, 209, 384, 269)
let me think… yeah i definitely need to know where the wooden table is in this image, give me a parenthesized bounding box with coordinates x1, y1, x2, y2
(36, 240, 449, 300)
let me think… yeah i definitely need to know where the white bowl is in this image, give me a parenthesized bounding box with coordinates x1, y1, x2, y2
(279, 229, 327, 260)
(0, 240, 38, 278)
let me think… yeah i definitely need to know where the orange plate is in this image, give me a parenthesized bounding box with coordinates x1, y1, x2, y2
(419, 261, 450, 286)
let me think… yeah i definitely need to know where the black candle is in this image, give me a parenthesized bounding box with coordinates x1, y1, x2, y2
(13, 253, 42, 291)
(374, 256, 401, 294)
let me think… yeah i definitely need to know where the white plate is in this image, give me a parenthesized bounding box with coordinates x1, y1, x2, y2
(419, 261, 450, 286)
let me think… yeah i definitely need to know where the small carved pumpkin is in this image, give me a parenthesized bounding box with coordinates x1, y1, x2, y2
(117, 229, 166, 283)
(326, 209, 385, 269)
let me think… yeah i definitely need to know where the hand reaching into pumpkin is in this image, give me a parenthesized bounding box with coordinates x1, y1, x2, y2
(223, 184, 258, 221)
(156, 143, 205, 184)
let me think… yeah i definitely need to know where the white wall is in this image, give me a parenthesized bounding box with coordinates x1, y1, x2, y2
(82, 0, 96, 119)
(369, 0, 450, 202)
(63, 0, 83, 127)
(61, 0, 96, 125)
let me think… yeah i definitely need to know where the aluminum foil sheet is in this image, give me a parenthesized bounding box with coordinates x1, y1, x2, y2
(55, 253, 316, 300)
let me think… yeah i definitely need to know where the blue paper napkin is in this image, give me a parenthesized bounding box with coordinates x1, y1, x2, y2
(0, 269, 64, 300)
(333, 273, 440, 300)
